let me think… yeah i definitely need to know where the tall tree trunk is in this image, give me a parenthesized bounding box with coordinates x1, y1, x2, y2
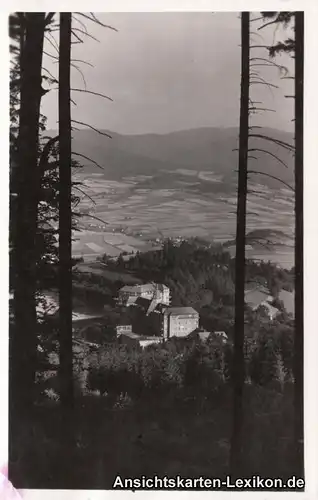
(19, 13, 25, 69)
(11, 13, 46, 414)
(230, 11, 250, 477)
(58, 12, 74, 409)
(294, 10, 304, 479)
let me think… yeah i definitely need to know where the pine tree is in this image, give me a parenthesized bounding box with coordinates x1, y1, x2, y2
(230, 11, 250, 477)
(293, 10, 304, 479)
(10, 13, 46, 413)
(260, 10, 304, 478)
(58, 12, 74, 408)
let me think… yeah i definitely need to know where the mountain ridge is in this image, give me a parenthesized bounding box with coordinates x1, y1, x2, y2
(45, 126, 294, 191)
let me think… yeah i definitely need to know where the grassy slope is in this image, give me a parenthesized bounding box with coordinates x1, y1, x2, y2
(11, 383, 296, 489)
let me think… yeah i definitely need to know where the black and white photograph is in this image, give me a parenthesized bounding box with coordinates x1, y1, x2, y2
(6, 4, 317, 496)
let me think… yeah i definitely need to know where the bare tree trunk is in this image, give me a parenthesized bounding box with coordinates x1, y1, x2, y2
(294, 10, 304, 479)
(230, 11, 250, 477)
(58, 12, 74, 409)
(11, 13, 46, 414)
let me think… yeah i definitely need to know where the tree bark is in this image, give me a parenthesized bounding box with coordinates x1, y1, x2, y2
(294, 10, 304, 479)
(11, 13, 46, 413)
(58, 12, 74, 408)
(230, 11, 250, 477)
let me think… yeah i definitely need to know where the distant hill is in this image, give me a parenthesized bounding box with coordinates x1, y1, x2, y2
(224, 228, 293, 250)
(46, 126, 295, 191)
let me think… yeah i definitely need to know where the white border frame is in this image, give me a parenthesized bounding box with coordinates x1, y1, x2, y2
(1, 1, 317, 499)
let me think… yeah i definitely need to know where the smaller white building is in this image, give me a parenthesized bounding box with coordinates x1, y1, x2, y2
(117, 282, 170, 307)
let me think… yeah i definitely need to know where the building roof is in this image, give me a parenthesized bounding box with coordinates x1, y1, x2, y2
(119, 283, 154, 294)
(164, 306, 198, 316)
(139, 337, 162, 347)
(119, 282, 169, 295)
(257, 301, 279, 318)
(120, 285, 138, 293)
(72, 312, 104, 323)
(116, 324, 132, 331)
(214, 331, 228, 339)
(135, 296, 152, 309)
(137, 335, 160, 341)
(278, 289, 295, 317)
(156, 283, 169, 292)
(152, 303, 168, 314)
(245, 287, 273, 309)
(139, 283, 157, 293)
(147, 297, 159, 315)
(118, 331, 140, 340)
(188, 329, 211, 342)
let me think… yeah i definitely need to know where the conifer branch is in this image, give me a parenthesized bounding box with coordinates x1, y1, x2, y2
(52, 57, 94, 67)
(250, 79, 278, 89)
(72, 27, 100, 43)
(249, 98, 262, 105)
(258, 13, 295, 32)
(249, 107, 276, 113)
(250, 44, 270, 49)
(45, 32, 59, 53)
(39, 136, 59, 170)
(248, 171, 295, 191)
(249, 79, 276, 99)
(250, 31, 265, 41)
(73, 185, 96, 204)
(250, 16, 265, 23)
(75, 12, 118, 32)
(248, 148, 290, 169)
(45, 13, 56, 26)
(43, 49, 59, 60)
(72, 151, 104, 170)
(71, 121, 112, 138)
(258, 19, 279, 31)
(50, 87, 112, 101)
(249, 133, 295, 152)
(73, 212, 110, 225)
(73, 58, 94, 67)
(247, 188, 272, 199)
(70, 88, 113, 101)
(42, 67, 57, 81)
(70, 64, 87, 89)
(71, 30, 83, 44)
(72, 15, 89, 33)
(250, 58, 289, 75)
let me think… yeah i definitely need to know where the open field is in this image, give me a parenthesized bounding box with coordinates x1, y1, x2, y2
(73, 173, 294, 268)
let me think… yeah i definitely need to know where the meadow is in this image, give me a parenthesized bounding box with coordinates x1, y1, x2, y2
(73, 172, 294, 268)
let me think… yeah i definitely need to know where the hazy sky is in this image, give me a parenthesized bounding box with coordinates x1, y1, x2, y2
(42, 12, 294, 134)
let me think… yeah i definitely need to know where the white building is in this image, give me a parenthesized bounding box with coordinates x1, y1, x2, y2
(162, 307, 199, 340)
(117, 282, 170, 307)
